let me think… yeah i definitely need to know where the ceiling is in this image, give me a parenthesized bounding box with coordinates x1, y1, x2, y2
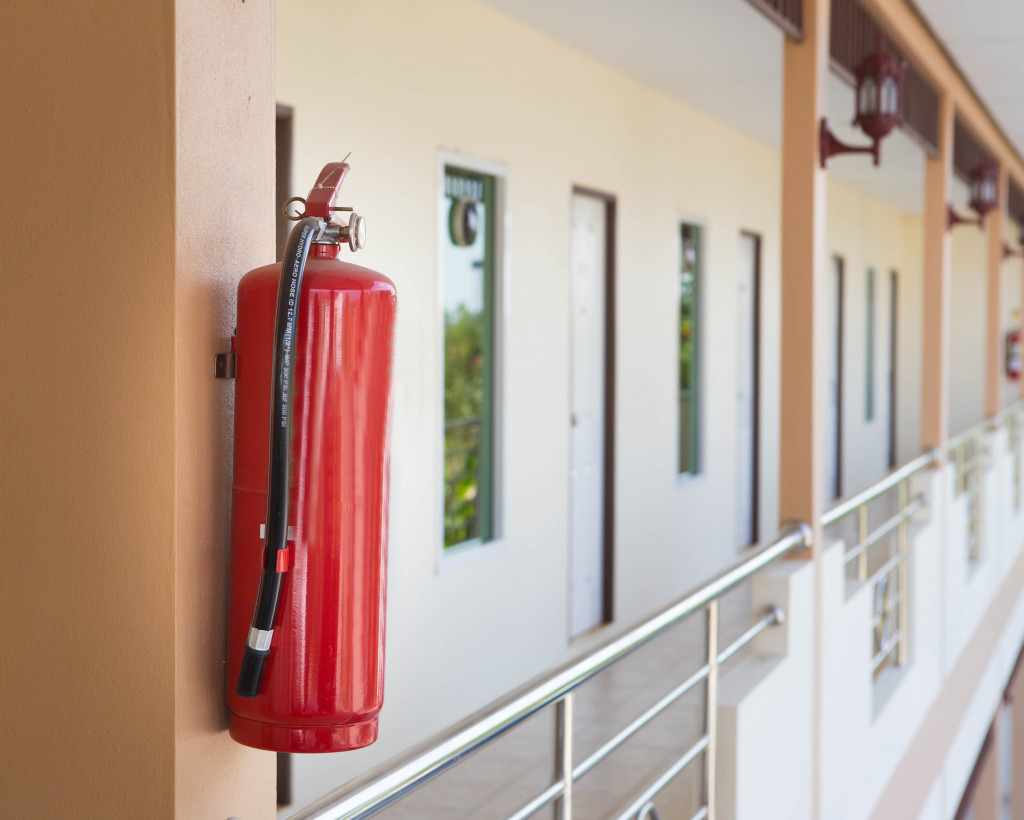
(479, 0, 786, 147)
(915, 0, 1024, 166)
(480, 0, 931, 212)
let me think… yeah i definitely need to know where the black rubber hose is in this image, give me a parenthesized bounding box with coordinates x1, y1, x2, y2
(237, 216, 321, 698)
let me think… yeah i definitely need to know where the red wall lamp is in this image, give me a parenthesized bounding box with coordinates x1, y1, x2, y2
(948, 161, 999, 231)
(821, 36, 906, 168)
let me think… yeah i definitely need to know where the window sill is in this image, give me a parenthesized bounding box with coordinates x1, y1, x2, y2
(675, 471, 705, 489)
(435, 536, 507, 574)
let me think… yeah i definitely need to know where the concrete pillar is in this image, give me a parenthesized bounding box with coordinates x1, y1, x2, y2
(2, 1, 276, 817)
(779, 0, 830, 815)
(921, 92, 954, 454)
(986, 167, 1007, 418)
(779, 0, 829, 543)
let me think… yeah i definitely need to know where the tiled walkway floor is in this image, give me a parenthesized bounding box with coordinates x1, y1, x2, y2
(375, 585, 759, 820)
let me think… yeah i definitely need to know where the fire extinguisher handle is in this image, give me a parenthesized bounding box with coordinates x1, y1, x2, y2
(237, 645, 271, 698)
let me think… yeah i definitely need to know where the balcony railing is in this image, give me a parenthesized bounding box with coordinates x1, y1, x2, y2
(287, 401, 1024, 820)
(949, 420, 988, 563)
(821, 449, 936, 676)
(287, 525, 812, 820)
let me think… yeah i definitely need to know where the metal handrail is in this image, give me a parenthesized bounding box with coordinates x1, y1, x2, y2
(287, 523, 812, 820)
(946, 416, 997, 452)
(822, 448, 938, 528)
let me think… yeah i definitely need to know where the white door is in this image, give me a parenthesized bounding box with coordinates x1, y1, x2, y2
(824, 258, 843, 501)
(569, 193, 607, 638)
(735, 234, 758, 549)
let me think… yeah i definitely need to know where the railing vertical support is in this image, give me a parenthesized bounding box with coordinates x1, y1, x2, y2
(704, 600, 719, 820)
(897, 480, 909, 666)
(974, 433, 984, 559)
(554, 693, 574, 820)
(857, 505, 869, 581)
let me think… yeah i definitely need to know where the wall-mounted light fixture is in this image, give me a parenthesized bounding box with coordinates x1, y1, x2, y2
(820, 35, 906, 168)
(1003, 225, 1024, 260)
(948, 160, 999, 231)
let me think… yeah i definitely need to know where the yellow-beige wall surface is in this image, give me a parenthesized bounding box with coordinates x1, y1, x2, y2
(276, 0, 930, 808)
(2, 1, 276, 818)
(1, 2, 177, 815)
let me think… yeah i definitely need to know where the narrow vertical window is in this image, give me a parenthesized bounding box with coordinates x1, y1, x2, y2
(866, 267, 876, 422)
(442, 167, 496, 549)
(679, 223, 701, 475)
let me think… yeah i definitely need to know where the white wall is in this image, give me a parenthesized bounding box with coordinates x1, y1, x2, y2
(949, 178, 990, 436)
(826, 180, 925, 497)
(275, 0, 929, 809)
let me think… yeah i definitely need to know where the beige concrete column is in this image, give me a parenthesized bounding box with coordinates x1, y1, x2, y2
(779, 0, 829, 816)
(779, 0, 829, 542)
(1, 1, 275, 818)
(922, 92, 954, 453)
(174, 1, 276, 818)
(986, 167, 1007, 418)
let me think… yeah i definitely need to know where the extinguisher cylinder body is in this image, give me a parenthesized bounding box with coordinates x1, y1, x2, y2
(227, 255, 397, 753)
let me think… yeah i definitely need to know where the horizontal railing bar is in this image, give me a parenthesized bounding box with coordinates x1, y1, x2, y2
(822, 450, 937, 528)
(842, 496, 925, 566)
(947, 417, 996, 452)
(505, 780, 564, 820)
(871, 632, 902, 673)
(716, 608, 779, 666)
(690, 807, 710, 820)
(288, 526, 810, 820)
(572, 665, 710, 781)
(609, 735, 710, 820)
(865, 551, 904, 591)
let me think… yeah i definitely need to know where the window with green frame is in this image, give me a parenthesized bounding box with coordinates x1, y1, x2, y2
(442, 166, 496, 549)
(679, 223, 701, 475)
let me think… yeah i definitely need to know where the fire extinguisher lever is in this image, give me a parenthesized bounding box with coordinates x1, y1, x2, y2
(236, 214, 321, 699)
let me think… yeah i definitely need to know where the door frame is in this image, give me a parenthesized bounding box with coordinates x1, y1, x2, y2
(832, 255, 845, 501)
(888, 270, 899, 470)
(570, 185, 616, 630)
(739, 230, 762, 547)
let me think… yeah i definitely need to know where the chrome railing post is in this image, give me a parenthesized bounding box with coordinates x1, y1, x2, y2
(704, 600, 719, 820)
(554, 694, 574, 820)
(857, 505, 868, 582)
(1013, 411, 1022, 510)
(967, 432, 982, 561)
(897, 479, 908, 666)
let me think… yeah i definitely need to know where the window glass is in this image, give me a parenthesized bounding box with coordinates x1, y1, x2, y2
(679, 223, 701, 475)
(443, 167, 496, 548)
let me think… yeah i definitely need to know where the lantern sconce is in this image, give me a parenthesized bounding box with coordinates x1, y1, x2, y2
(1003, 225, 1024, 259)
(1002, 241, 1024, 260)
(948, 160, 1000, 232)
(820, 35, 907, 168)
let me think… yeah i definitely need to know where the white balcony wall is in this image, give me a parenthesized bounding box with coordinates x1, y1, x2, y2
(949, 178, 989, 437)
(724, 425, 1024, 819)
(276, 0, 929, 809)
(818, 469, 942, 820)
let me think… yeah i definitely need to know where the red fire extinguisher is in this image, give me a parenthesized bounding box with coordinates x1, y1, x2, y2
(226, 161, 397, 753)
(1008, 328, 1022, 380)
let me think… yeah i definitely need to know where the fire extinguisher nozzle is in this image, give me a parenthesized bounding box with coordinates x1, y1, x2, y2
(236, 645, 271, 698)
